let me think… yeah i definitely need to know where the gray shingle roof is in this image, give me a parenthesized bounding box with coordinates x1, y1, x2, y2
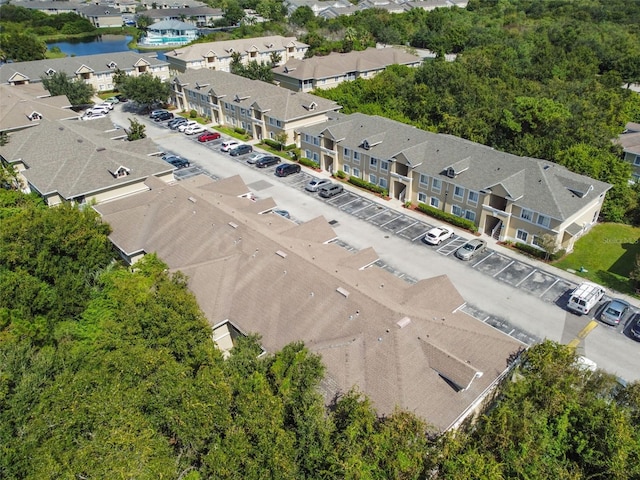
(147, 19, 198, 31)
(173, 70, 341, 122)
(0, 52, 168, 84)
(300, 113, 611, 220)
(94, 174, 522, 431)
(0, 118, 172, 200)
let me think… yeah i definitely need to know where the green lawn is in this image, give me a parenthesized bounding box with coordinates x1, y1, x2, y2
(553, 223, 640, 295)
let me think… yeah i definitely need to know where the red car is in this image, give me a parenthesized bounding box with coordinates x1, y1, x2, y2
(197, 131, 221, 142)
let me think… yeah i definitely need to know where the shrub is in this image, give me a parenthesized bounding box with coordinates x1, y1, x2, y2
(299, 157, 320, 169)
(348, 176, 388, 197)
(284, 143, 297, 151)
(334, 170, 346, 179)
(514, 242, 565, 261)
(416, 203, 478, 232)
(189, 109, 197, 118)
(263, 138, 281, 150)
(234, 127, 247, 135)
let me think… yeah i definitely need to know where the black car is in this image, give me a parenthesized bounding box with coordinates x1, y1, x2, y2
(229, 144, 253, 156)
(255, 156, 280, 168)
(629, 314, 640, 341)
(275, 163, 301, 177)
(154, 111, 174, 122)
(149, 109, 169, 119)
(168, 118, 189, 130)
(169, 157, 190, 169)
(116, 95, 128, 103)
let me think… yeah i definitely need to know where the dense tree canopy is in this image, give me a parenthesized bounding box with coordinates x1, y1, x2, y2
(113, 71, 172, 111)
(40, 71, 95, 107)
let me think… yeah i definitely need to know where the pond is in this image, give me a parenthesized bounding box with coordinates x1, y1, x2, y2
(47, 35, 137, 56)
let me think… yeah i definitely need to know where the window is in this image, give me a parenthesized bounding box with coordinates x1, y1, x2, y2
(305, 149, 312, 159)
(520, 208, 533, 221)
(452, 205, 463, 217)
(516, 230, 528, 242)
(313, 136, 320, 146)
(432, 178, 442, 193)
(369, 174, 377, 184)
(353, 168, 360, 178)
(532, 235, 542, 247)
(468, 191, 479, 206)
(370, 158, 378, 169)
(418, 192, 427, 203)
(465, 210, 476, 222)
(380, 160, 389, 172)
(634, 155, 640, 166)
(344, 148, 351, 157)
(430, 197, 439, 208)
(537, 214, 551, 228)
(453, 185, 465, 200)
(419, 174, 429, 186)
(343, 164, 350, 174)
(353, 151, 360, 164)
(379, 178, 387, 188)
(303, 133, 311, 143)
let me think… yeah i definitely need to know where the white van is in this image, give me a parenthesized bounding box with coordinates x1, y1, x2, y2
(567, 282, 605, 315)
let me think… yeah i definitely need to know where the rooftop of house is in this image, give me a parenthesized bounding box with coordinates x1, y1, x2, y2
(143, 6, 223, 18)
(78, 4, 123, 16)
(94, 173, 523, 431)
(617, 122, 640, 156)
(173, 70, 341, 121)
(0, 52, 169, 85)
(147, 19, 200, 31)
(0, 118, 172, 201)
(0, 83, 79, 132)
(272, 47, 422, 81)
(300, 113, 611, 220)
(166, 35, 308, 63)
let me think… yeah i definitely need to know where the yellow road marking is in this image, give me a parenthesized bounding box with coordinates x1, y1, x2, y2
(567, 320, 598, 349)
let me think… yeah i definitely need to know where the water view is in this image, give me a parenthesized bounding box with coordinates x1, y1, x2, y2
(47, 35, 137, 56)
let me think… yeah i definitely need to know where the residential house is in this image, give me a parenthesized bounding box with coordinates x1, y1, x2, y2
(0, 83, 80, 133)
(78, 4, 124, 28)
(164, 35, 308, 73)
(297, 113, 611, 252)
(405, 0, 468, 11)
(94, 173, 523, 432)
(0, 52, 170, 92)
(284, 0, 353, 16)
(140, 19, 199, 47)
(273, 47, 422, 92)
(171, 70, 341, 144)
(141, 6, 223, 27)
(12, 0, 81, 15)
(0, 118, 174, 206)
(617, 122, 640, 183)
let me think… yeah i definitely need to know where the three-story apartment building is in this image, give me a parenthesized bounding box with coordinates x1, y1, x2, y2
(297, 113, 610, 252)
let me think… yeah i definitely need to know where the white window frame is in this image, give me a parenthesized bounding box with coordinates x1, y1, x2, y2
(453, 185, 465, 201)
(537, 214, 551, 228)
(343, 164, 350, 174)
(467, 191, 479, 206)
(370, 157, 378, 170)
(452, 205, 464, 217)
(516, 229, 528, 242)
(380, 160, 389, 172)
(352, 168, 360, 178)
(344, 148, 351, 158)
(353, 151, 360, 164)
(430, 197, 440, 208)
(379, 177, 387, 188)
(465, 210, 476, 222)
(369, 174, 377, 184)
(419, 174, 429, 186)
(520, 208, 533, 222)
(432, 178, 442, 193)
(418, 192, 427, 203)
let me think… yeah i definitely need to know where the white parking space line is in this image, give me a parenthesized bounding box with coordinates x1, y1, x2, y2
(483, 315, 490, 323)
(380, 216, 402, 227)
(352, 203, 374, 214)
(365, 209, 387, 221)
(339, 197, 361, 209)
(539, 278, 560, 298)
(471, 250, 494, 268)
(412, 231, 428, 242)
(493, 260, 515, 277)
(515, 268, 537, 287)
(396, 221, 418, 234)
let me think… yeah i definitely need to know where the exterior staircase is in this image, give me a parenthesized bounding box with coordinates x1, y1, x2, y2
(491, 220, 503, 240)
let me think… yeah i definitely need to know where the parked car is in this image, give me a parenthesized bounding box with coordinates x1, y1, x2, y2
(168, 118, 188, 129)
(275, 163, 301, 177)
(169, 157, 190, 169)
(178, 121, 198, 133)
(154, 111, 174, 122)
(255, 156, 280, 168)
(161, 154, 181, 163)
(305, 177, 332, 192)
(629, 314, 640, 341)
(85, 106, 110, 116)
(81, 112, 107, 121)
(567, 282, 606, 315)
(104, 96, 119, 105)
(221, 140, 240, 152)
(96, 102, 114, 111)
(246, 153, 266, 164)
(599, 299, 630, 326)
(454, 239, 486, 261)
(229, 144, 253, 156)
(318, 183, 344, 198)
(273, 209, 290, 219)
(184, 124, 205, 135)
(424, 226, 454, 245)
(149, 109, 169, 119)
(197, 131, 221, 142)
(115, 95, 128, 103)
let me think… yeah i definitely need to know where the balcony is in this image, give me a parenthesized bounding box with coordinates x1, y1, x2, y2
(390, 172, 411, 183)
(482, 204, 511, 218)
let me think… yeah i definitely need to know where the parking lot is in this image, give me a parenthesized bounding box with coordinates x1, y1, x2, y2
(145, 113, 640, 348)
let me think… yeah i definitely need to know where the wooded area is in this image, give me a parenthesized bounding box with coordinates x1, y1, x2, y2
(1, 186, 639, 479)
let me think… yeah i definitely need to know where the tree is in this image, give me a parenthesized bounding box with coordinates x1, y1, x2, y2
(136, 14, 153, 29)
(115, 73, 172, 112)
(125, 118, 146, 141)
(40, 71, 94, 107)
(269, 51, 282, 67)
(289, 5, 314, 27)
(0, 32, 47, 61)
(537, 233, 558, 261)
(222, 0, 245, 26)
(629, 253, 640, 291)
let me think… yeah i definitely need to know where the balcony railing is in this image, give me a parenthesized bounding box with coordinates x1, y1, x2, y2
(390, 172, 411, 182)
(482, 204, 511, 218)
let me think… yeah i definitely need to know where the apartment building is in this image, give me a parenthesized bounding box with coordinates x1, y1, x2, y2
(618, 122, 640, 183)
(297, 113, 611, 252)
(171, 70, 340, 144)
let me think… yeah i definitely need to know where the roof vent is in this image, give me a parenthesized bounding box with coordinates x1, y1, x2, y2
(188, 196, 197, 203)
(336, 287, 350, 298)
(96, 147, 106, 152)
(275, 250, 288, 258)
(228, 222, 238, 229)
(397, 317, 411, 328)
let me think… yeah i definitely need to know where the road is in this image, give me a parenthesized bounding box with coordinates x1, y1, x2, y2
(109, 104, 640, 383)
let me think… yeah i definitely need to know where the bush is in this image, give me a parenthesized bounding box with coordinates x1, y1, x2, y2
(234, 127, 247, 135)
(189, 109, 197, 118)
(284, 143, 297, 151)
(299, 157, 320, 169)
(334, 170, 346, 179)
(263, 138, 281, 150)
(348, 176, 388, 197)
(416, 203, 478, 232)
(514, 242, 565, 262)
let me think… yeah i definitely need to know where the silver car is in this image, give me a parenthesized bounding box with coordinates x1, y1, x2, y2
(305, 177, 332, 192)
(246, 153, 266, 164)
(455, 239, 486, 261)
(599, 299, 630, 326)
